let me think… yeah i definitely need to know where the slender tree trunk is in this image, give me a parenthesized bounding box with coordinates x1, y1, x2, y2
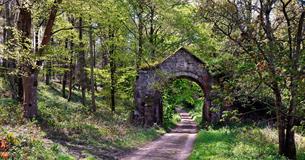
(110, 60, 116, 112)
(89, 24, 96, 112)
(149, 3, 156, 59)
(62, 71, 67, 98)
(271, 82, 286, 156)
(68, 40, 74, 101)
(136, 0, 144, 72)
(35, 30, 39, 53)
(109, 30, 116, 112)
(93, 38, 98, 92)
(45, 38, 53, 85)
(45, 62, 51, 85)
(260, 3, 290, 157)
(78, 17, 86, 105)
(62, 39, 69, 98)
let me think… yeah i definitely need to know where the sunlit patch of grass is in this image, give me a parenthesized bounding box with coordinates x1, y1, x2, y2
(188, 126, 296, 160)
(115, 128, 165, 148)
(0, 83, 164, 159)
(260, 127, 305, 160)
(172, 113, 181, 124)
(37, 84, 165, 157)
(0, 123, 74, 160)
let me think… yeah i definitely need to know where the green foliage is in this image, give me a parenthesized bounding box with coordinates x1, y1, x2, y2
(162, 101, 177, 131)
(94, 67, 136, 112)
(221, 110, 240, 123)
(187, 99, 204, 125)
(162, 79, 203, 130)
(1, 0, 304, 159)
(189, 126, 297, 160)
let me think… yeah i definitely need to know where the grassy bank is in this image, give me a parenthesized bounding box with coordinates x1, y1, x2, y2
(189, 126, 305, 160)
(0, 82, 165, 159)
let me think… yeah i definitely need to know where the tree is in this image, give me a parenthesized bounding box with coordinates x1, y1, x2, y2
(78, 17, 86, 105)
(89, 22, 96, 112)
(15, 0, 62, 118)
(199, 0, 305, 159)
(2, 0, 23, 101)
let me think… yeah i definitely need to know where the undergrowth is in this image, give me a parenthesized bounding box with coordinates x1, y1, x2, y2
(0, 81, 165, 159)
(189, 126, 305, 160)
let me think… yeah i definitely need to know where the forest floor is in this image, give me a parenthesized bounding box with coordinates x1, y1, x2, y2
(0, 80, 165, 159)
(119, 109, 197, 160)
(1, 78, 305, 159)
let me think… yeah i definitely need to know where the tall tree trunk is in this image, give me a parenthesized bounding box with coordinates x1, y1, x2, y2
(45, 39, 53, 85)
(17, 7, 37, 119)
(109, 30, 116, 112)
(260, 2, 290, 157)
(272, 85, 286, 156)
(62, 39, 69, 98)
(78, 17, 86, 105)
(149, 3, 156, 59)
(62, 70, 67, 98)
(20, 0, 62, 119)
(45, 62, 51, 85)
(283, 10, 305, 160)
(68, 40, 74, 101)
(89, 24, 96, 112)
(45, 35, 54, 85)
(93, 37, 98, 92)
(34, 30, 39, 53)
(136, 0, 144, 72)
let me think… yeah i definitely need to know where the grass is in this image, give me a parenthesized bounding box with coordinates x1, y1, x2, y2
(184, 98, 305, 159)
(189, 126, 305, 160)
(1, 78, 305, 159)
(163, 108, 182, 131)
(0, 124, 75, 160)
(0, 80, 165, 159)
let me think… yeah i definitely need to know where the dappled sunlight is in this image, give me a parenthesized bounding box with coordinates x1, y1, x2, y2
(0, 0, 304, 159)
(189, 126, 305, 160)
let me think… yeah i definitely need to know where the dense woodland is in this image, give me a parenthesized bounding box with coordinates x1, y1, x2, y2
(0, 0, 304, 159)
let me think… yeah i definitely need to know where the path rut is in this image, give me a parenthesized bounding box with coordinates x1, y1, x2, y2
(120, 109, 198, 160)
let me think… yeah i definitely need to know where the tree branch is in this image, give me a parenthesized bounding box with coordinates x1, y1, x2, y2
(51, 26, 92, 35)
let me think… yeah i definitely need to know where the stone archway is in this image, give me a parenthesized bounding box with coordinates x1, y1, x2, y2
(133, 48, 212, 127)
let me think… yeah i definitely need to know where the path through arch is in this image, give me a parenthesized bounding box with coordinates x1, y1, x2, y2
(133, 48, 213, 127)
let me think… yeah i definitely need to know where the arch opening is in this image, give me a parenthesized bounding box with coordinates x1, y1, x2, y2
(162, 78, 204, 130)
(133, 48, 213, 127)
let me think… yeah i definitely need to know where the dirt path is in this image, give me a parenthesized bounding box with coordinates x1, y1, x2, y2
(120, 109, 198, 160)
